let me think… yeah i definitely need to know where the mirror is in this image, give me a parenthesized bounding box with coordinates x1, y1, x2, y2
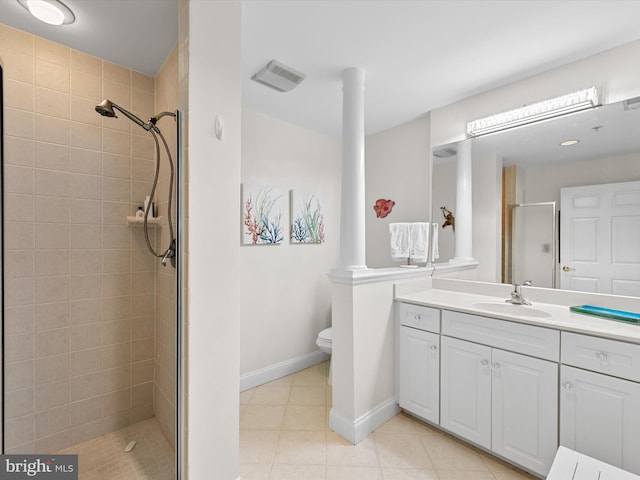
(432, 96, 640, 293)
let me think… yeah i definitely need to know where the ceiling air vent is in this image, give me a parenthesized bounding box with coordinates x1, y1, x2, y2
(433, 147, 457, 158)
(251, 60, 306, 92)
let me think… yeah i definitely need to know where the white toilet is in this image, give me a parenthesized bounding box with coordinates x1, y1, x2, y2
(316, 327, 332, 354)
(316, 327, 332, 384)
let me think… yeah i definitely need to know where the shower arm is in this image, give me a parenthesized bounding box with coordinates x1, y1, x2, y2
(109, 102, 148, 130)
(111, 103, 177, 133)
(148, 111, 178, 133)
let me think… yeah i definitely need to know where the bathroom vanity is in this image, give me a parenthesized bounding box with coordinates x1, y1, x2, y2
(395, 282, 640, 478)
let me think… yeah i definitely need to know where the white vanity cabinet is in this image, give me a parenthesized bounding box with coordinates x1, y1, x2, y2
(440, 335, 491, 448)
(397, 303, 440, 424)
(440, 310, 559, 476)
(560, 332, 640, 475)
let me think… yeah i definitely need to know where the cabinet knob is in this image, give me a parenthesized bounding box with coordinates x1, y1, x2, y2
(562, 382, 574, 391)
(480, 359, 489, 367)
(595, 351, 608, 362)
(414, 315, 421, 321)
(429, 345, 438, 351)
(492, 362, 501, 371)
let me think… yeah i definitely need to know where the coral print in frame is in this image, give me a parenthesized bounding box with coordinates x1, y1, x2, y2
(290, 190, 325, 244)
(242, 184, 284, 245)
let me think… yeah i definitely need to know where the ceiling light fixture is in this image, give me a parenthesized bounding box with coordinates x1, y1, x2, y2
(467, 87, 599, 137)
(560, 139, 580, 146)
(17, 0, 75, 26)
(251, 60, 305, 92)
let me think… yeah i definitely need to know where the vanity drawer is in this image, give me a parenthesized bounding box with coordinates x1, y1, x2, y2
(397, 302, 440, 333)
(442, 310, 559, 361)
(562, 332, 640, 382)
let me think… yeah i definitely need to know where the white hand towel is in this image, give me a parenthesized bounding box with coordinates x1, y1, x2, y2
(389, 223, 410, 261)
(409, 222, 429, 262)
(431, 223, 439, 261)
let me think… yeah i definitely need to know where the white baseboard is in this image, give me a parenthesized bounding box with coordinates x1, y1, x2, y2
(240, 350, 330, 392)
(329, 397, 400, 444)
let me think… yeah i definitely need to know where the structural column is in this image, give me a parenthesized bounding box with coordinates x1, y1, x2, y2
(340, 67, 367, 269)
(453, 139, 475, 262)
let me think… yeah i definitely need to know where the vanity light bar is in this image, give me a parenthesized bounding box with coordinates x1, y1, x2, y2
(466, 87, 599, 137)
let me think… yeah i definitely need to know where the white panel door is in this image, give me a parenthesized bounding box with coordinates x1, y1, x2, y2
(398, 326, 440, 424)
(491, 349, 558, 476)
(560, 365, 640, 475)
(560, 181, 640, 294)
(440, 336, 491, 449)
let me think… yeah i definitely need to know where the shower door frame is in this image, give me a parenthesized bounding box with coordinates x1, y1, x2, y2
(508, 201, 557, 288)
(175, 109, 184, 480)
(1, 63, 5, 454)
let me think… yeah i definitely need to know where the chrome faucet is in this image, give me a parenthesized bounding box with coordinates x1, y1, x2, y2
(506, 281, 532, 306)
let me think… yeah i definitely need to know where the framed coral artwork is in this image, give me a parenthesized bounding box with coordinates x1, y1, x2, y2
(290, 190, 325, 244)
(242, 184, 284, 245)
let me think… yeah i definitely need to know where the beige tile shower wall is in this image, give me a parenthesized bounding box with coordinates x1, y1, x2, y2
(153, 46, 178, 449)
(1, 24, 156, 454)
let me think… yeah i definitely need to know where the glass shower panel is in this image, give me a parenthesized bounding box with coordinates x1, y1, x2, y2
(510, 203, 557, 288)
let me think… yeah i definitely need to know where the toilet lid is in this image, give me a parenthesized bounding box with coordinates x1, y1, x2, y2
(318, 328, 332, 341)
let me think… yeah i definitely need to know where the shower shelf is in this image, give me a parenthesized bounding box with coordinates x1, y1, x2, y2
(127, 216, 162, 226)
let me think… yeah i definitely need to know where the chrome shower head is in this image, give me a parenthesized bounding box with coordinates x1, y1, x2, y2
(95, 99, 147, 130)
(95, 99, 116, 118)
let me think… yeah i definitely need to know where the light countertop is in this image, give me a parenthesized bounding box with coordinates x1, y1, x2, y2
(396, 288, 640, 344)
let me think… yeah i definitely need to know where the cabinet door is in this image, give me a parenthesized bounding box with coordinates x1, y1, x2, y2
(560, 365, 640, 475)
(492, 349, 558, 476)
(441, 336, 491, 449)
(398, 326, 440, 423)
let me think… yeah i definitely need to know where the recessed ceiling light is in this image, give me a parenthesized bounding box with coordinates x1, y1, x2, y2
(560, 139, 580, 146)
(17, 0, 75, 26)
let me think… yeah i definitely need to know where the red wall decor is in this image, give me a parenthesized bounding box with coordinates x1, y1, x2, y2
(373, 198, 395, 218)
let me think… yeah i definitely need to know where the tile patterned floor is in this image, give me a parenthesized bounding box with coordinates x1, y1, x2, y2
(240, 362, 539, 480)
(58, 418, 175, 480)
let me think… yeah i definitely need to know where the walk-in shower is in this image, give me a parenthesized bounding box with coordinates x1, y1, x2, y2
(95, 99, 177, 267)
(2, 39, 180, 478)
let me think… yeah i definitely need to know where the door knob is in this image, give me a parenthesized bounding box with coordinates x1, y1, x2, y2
(562, 265, 575, 272)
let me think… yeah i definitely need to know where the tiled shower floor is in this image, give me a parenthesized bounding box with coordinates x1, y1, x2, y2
(240, 362, 539, 480)
(57, 418, 175, 480)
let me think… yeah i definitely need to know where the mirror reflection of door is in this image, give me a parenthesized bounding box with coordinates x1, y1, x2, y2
(560, 181, 640, 295)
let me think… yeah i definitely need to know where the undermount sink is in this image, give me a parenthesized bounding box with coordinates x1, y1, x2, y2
(470, 301, 551, 318)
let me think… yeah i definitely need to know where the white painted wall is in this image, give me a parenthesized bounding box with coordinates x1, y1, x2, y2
(186, 1, 241, 479)
(240, 110, 341, 376)
(365, 115, 431, 267)
(329, 276, 401, 443)
(431, 161, 456, 262)
(523, 152, 640, 204)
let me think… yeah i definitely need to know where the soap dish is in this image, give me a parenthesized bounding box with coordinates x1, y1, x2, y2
(569, 305, 640, 324)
